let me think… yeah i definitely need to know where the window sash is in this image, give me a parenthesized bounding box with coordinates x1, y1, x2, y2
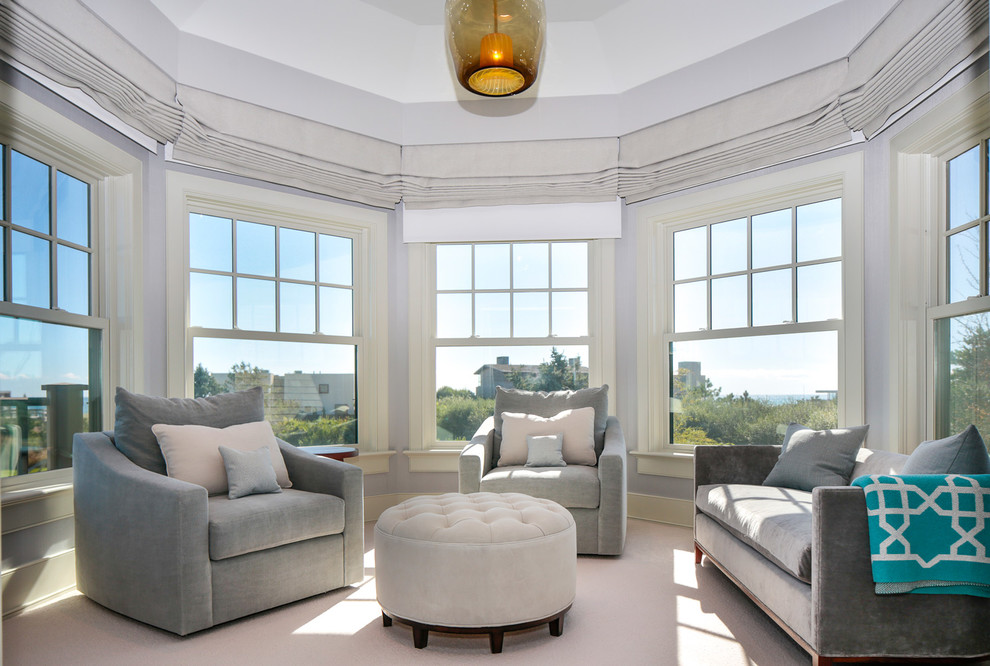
(417, 240, 607, 450)
(636, 153, 864, 461)
(167, 171, 388, 455)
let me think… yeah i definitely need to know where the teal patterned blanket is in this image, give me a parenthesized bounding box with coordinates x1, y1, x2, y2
(851, 474, 990, 597)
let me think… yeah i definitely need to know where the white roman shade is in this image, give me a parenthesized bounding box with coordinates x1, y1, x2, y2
(0, 0, 985, 210)
(618, 0, 988, 203)
(401, 138, 619, 210)
(172, 86, 403, 209)
(402, 198, 622, 243)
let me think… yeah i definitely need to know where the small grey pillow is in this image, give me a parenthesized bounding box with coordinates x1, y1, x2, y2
(763, 425, 870, 491)
(902, 425, 990, 474)
(219, 445, 282, 499)
(525, 433, 566, 468)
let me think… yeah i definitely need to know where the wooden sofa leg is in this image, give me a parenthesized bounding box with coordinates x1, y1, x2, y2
(811, 654, 832, 666)
(694, 543, 703, 564)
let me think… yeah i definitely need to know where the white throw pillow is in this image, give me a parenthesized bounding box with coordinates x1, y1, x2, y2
(152, 420, 292, 495)
(498, 407, 597, 467)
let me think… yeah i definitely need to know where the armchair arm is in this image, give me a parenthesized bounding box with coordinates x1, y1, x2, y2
(693, 444, 780, 493)
(597, 415, 627, 555)
(458, 416, 496, 494)
(813, 486, 990, 659)
(73, 431, 211, 636)
(278, 440, 364, 586)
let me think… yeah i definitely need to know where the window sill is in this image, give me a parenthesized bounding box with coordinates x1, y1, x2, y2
(404, 449, 463, 473)
(1, 469, 74, 505)
(629, 451, 695, 479)
(348, 451, 394, 475)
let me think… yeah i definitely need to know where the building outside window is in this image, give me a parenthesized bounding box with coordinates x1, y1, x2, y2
(188, 212, 358, 445)
(0, 142, 105, 479)
(932, 134, 990, 438)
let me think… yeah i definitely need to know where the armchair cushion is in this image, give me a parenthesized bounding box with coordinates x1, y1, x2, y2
(499, 407, 596, 467)
(152, 420, 291, 495)
(494, 385, 608, 457)
(480, 465, 601, 509)
(114, 386, 266, 474)
(219, 445, 282, 499)
(207, 488, 345, 560)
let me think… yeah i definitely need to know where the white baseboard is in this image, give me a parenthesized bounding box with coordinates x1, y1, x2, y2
(627, 492, 694, 527)
(2, 550, 75, 617)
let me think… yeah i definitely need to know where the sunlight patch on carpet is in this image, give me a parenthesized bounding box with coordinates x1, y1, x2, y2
(293, 574, 381, 635)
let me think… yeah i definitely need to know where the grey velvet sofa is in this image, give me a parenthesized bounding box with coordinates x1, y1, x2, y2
(74, 431, 364, 635)
(694, 444, 990, 666)
(458, 385, 626, 556)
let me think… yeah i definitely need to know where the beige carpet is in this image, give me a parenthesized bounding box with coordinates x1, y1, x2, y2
(4, 519, 819, 665)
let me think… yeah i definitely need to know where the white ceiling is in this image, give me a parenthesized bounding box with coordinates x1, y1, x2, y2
(78, 0, 900, 145)
(144, 0, 875, 103)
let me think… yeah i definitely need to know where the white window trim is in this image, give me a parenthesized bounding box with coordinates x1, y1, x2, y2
(891, 71, 990, 451)
(634, 153, 865, 478)
(407, 239, 617, 471)
(165, 171, 389, 456)
(0, 80, 143, 494)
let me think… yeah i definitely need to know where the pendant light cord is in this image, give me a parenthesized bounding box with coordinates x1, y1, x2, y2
(493, 0, 499, 33)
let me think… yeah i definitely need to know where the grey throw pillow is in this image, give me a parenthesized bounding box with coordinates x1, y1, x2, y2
(525, 433, 566, 467)
(901, 425, 990, 474)
(494, 385, 608, 463)
(114, 386, 266, 474)
(763, 425, 870, 491)
(219, 445, 282, 499)
(780, 422, 810, 453)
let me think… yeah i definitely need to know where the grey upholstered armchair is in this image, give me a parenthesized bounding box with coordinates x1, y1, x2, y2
(458, 386, 626, 555)
(73, 388, 364, 635)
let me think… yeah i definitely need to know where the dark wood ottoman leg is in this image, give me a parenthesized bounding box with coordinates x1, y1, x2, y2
(549, 614, 564, 636)
(489, 630, 505, 653)
(382, 612, 392, 627)
(413, 626, 429, 649)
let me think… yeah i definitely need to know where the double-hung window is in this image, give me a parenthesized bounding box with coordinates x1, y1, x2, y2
(409, 239, 614, 460)
(0, 145, 102, 478)
(636, 154, 864, 475)
(0, 81, 140, 485)
(166, 172, 388, 454)
(932, 134, 990, 438)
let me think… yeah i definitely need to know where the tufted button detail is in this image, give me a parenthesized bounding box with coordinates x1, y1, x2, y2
(377, 492, 574, 544)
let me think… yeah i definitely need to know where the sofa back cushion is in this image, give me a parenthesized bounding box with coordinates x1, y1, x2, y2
(114, 386, 266, 474)
(493, 385, 608, 463)
(901, 425, 990, 475)
(850, 447, 908, 478)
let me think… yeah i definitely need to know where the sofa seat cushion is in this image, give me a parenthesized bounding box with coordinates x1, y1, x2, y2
(208, 488, 345, 561)
(696, 483, 813, 583)
(480, 465, 600, 509)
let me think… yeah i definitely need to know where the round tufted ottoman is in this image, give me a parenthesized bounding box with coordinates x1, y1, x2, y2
(375, 492, 576, 653)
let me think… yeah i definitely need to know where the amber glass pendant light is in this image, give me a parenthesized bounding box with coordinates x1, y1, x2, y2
(445, 0, 546, 97)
